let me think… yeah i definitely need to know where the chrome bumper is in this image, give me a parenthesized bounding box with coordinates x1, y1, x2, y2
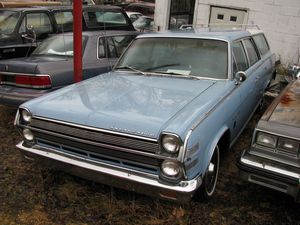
(238, 149, 300, 202)
(17, 141, 202, 203)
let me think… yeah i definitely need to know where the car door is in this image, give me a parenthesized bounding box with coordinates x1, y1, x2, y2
(232, 39, 260, 133)
(18, 11, 55, 55)
(252, 34, 274, 95)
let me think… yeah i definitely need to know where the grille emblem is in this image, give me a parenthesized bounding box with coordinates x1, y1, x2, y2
(5, 65, 8, 71)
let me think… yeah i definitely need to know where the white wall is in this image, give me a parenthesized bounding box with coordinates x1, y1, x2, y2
(155, 0, 300, 65)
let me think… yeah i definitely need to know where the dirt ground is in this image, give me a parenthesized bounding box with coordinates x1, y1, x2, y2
(0, 96, 299, 225)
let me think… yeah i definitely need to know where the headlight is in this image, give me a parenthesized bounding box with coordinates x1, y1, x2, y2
(161, 134, 181, 154)
(278, 137, 299, 156)
(256, 132, 277, 148)
(160, 160, 182, 180)
(23, 128, 34, 141)
(21, 108, 32, 123)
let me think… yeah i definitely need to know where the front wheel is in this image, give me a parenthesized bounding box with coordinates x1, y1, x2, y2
(196, 145, 220, 201)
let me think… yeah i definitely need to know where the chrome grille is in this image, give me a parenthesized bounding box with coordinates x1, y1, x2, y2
(30, 117, 159, 153)
(36, 138, 160, 175)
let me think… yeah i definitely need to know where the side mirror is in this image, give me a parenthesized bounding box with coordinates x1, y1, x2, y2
(21, 25, 36, 43)
(234, 71, 247, 85)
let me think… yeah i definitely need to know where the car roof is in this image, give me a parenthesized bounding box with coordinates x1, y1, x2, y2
(136, 29, 263, 42)
(0, 5, 123, 12)
(52, 30, 140, 37)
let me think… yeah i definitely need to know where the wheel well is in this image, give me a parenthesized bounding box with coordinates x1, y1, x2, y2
(218, 129, 230, 154)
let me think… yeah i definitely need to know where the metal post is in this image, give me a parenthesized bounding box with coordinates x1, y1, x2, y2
(73, 0, 82, 82)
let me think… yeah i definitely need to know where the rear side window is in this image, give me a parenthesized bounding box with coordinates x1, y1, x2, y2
(54, 11, 73, 31)
(232, 41, 248, 72)
(111, 35, 135, 56)
(243, 39, 259, 66)
(98, 35, 136, 58)
(84, 11, 128, 28)
(253, 34, 270, 56)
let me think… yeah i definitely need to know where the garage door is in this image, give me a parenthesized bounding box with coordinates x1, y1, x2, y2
(209, 6, 247, 28)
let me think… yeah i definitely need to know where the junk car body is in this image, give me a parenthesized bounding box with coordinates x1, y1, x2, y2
(237, 79, 300, 202)
(15, 29, 275, 202)
(0, 5, 134, 59)
(0, 30, 138, 107)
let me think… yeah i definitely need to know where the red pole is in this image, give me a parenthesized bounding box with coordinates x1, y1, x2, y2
(73, 0, 82, 82)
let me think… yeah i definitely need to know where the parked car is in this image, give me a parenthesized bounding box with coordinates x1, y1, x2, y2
(15, 29, 275, 202)
(133, 16, 154, 31)
(126, 11, 143, 22)
(237, 79, 300, 202)
(0, 30, 138, 107)
(0, 5, 135, 59)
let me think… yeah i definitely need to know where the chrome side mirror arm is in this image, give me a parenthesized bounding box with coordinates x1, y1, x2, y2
(234, 71, 247, 85)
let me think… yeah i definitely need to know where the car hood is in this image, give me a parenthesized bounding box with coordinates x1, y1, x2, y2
(23, 72, 229, 139)
(0, 56, 71, 74)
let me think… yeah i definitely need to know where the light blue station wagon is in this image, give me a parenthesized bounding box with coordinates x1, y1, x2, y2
(15, 29, 276, 202)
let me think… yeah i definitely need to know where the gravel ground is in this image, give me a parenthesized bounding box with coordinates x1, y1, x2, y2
(0, 98, 299, 225)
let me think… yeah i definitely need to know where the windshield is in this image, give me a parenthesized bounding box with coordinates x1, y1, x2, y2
(0, 11, 20, 34)
(133, 17, 154, 30)
(32, 35, 86, 56)
(116, 37, 228, 79)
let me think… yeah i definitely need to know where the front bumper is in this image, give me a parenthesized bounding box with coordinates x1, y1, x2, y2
(17, 141, 202, 203)
(237, 149, 300, 202)
(0, 86, 50, 107)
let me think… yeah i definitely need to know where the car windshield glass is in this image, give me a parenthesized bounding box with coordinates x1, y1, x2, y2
(116, 37, 228, 79)
(32, 35, 86, 56)
(133, 17, 153, 29)
(0, 11, 20, 34)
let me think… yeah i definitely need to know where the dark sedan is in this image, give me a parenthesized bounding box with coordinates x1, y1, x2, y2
(0, 30, 138, 107)
(0, 5, 135, 59)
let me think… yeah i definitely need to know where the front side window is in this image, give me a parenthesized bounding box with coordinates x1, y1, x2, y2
(253, 34, 270, 56)
(232, 41, 248, 72)
(243, 38, 259, 66)
(0, 10, 20, 34)
(19, 12, 53, 36)
(116, 38, 228, 79)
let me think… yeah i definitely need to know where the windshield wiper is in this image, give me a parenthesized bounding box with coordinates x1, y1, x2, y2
(115, 65, 145, 75)
(152, 71, 201, 80)
(145, 63, 181, 71)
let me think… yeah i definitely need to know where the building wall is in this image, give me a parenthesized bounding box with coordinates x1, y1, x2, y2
(155, 0, 300, 65)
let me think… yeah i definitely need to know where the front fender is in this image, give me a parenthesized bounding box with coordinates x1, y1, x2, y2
(184, 125, 230, 179)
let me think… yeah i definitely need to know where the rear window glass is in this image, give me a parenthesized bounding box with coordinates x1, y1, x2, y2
(253, 34, 270, 56)
(32, 35, 86, 56)
(243, 39, 259, 66)
(83, 11, 128, 28)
